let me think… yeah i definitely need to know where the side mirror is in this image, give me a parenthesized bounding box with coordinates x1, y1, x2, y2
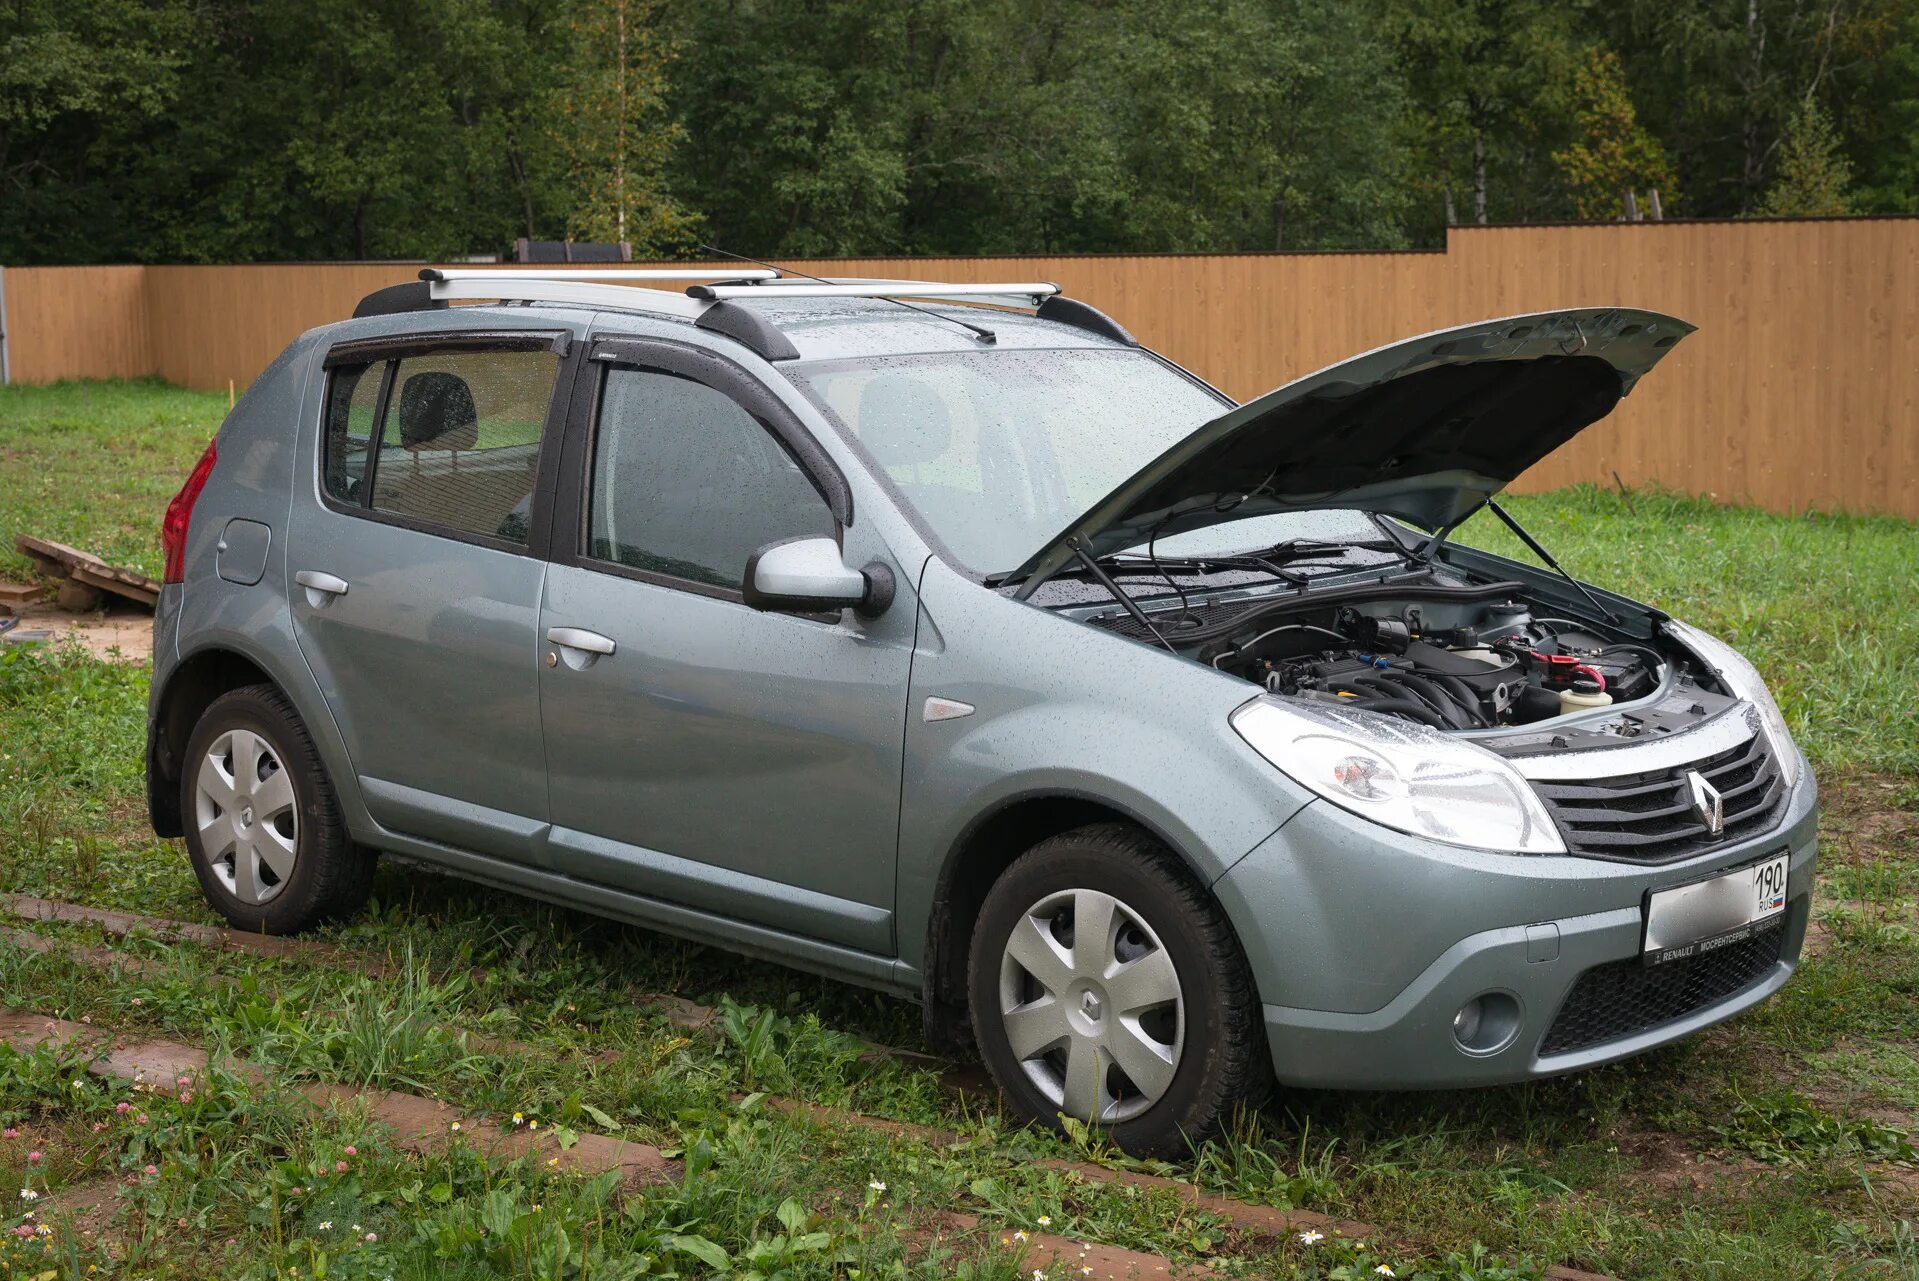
(743, 536, 895, 618)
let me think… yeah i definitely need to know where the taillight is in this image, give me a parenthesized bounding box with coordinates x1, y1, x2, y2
(162, 438, 219, 584)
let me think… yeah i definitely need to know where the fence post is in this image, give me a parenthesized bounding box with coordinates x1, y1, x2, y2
(0, 265, 10, 385)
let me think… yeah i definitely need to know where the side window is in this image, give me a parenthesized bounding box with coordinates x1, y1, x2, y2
(315, 347, 561, 544)
(322, 362, 383, 505)
(588, 368, 835, 591)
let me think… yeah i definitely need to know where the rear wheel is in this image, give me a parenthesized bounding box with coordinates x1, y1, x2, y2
(180, 684, 374, 934)
(967, 823, 1269, 1159)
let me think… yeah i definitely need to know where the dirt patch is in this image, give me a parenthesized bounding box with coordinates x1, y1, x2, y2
(1817, 774, 1919, 859)
(40, 1176, 130, 1250)
(1611, 1126, 1773, 1196)
(2, 598, 153, 662)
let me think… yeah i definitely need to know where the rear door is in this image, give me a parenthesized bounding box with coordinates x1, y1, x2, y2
(289, 330, 573, 862)
(535, 338, 913, 952)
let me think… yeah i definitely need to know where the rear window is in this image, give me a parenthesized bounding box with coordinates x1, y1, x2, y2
(321, 346, 560, 545)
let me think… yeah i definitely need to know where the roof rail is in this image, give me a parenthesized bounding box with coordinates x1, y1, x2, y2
(687, 281, 1059, 302)
(417, 272, 709, 320)
(420, 267, 779, 283)
(347, 269, 1132, 356)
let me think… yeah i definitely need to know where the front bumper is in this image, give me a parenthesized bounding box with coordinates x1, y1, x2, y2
(1213, 757, 1817, 1089)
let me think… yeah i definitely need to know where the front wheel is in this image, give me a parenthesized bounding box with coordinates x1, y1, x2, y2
(967, 824, 1270, 1159)
(179, 684, 374, 934)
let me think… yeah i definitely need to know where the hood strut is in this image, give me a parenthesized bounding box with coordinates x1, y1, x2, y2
(1072, 539, 1176, 653)
(1484, 499, 1619, 625)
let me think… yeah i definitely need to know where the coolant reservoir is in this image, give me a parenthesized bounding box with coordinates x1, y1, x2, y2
(1559, 677, 1613, 714)
(1451, 645, 1507, 668)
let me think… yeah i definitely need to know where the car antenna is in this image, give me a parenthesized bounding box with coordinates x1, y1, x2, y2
(697, 244, 998, 345)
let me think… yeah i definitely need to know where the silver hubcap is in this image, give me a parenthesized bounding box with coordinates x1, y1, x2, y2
(998, 888, 1183, 1124)
(194, 728, 298, 905)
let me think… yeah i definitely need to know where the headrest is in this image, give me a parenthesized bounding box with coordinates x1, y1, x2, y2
(397, 371, 479, 450)
(857, 374, 952, 468)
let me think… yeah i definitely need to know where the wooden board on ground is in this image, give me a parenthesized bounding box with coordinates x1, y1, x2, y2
(13, 533, 160, 608)
(0, 580, 42, 606)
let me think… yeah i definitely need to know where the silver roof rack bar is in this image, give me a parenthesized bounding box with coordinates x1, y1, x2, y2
(421, 267, 779, 283)
(424, 276, 709, 319)
(688, 281, 1060, 302)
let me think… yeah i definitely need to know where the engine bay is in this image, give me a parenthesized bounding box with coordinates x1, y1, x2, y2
(1080, 574, 1738, 752)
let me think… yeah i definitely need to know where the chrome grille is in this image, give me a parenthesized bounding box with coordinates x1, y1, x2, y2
(1531, 732, 1785, 864)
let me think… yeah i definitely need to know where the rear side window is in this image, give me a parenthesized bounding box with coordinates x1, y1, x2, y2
(321, 345, 560, 546)
(588, 368, 835, 590)
(322, 363, 383, 504)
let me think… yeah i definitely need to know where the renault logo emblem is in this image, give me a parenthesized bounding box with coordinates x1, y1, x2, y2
(1687, 771, 1724, 835)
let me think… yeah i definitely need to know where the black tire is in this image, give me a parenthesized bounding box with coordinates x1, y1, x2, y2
(967, 823, 1270, 1160)
(179, 684, 374, 934)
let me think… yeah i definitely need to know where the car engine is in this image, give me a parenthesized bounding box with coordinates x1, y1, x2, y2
(1203, 598, 1672, 727)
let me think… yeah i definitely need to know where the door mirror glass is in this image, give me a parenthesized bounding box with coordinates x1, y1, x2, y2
(744, 537, 872, 614)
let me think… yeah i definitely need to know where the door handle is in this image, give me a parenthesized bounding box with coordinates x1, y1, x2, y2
(295, 570, 349, 608)
(545, 625, 616, 670)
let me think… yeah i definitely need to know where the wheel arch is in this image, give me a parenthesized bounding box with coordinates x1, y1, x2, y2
(918, 789, 1221, 1057)
(147, 643, 325, 837)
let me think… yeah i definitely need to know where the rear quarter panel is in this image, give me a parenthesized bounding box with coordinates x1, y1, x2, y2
(160, 330, 371, 828)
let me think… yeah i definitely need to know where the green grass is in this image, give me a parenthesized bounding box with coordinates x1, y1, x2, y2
(0, 378, 229, 582)
(2, 380, 1917, 1279)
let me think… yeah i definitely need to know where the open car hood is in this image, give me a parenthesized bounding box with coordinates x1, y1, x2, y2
(1007, 307, 1693, 592)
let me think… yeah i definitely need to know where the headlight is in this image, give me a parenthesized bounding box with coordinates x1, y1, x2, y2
(1664, 620, 1802, 788)
(1230, 696, 1565, 854)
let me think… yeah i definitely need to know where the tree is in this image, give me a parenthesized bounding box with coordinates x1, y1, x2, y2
(1619, 0, 1899, 213)
(1373, 0, 1583, 231)
(1758, 99, 1855, 214)
(552, 0, 694, 251)
(0, 0, 203, 262)
(1554, 46, 1678, 218)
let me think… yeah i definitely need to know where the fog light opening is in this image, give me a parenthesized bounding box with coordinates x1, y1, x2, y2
(1452, 992, 1521, 1055)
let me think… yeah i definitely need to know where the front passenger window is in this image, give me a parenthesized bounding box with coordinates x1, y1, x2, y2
(589, 368, 835, 591)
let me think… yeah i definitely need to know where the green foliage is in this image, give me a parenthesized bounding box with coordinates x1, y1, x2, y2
(10, 0, 1916, 263)
(552, 0, 694, 252)
(1554, 46, 1678, 219)
(1760, 100, 1858, 216)
(1710, 1090, 1918, 1166)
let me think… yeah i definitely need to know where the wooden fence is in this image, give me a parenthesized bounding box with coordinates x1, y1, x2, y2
(4, 218, 1916, 518)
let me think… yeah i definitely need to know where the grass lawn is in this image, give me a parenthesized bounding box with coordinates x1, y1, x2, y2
(1, 379, 1916, 1280)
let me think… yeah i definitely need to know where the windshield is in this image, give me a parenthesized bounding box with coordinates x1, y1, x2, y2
(790, 349, 1381, 575)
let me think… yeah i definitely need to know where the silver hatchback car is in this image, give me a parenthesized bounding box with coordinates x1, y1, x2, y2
(147, 270, 1815, 1157)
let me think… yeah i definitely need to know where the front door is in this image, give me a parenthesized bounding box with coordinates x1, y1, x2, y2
(288, 332, 571, 861)
(537, 342, 912, 953)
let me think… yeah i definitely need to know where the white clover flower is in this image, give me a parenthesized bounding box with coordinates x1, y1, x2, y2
(1298, 1229, 1325, 1245)
(318, 1221, 332, 1231)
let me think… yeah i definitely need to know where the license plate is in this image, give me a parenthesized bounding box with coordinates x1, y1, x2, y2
(1642, 854, 1789, 967)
